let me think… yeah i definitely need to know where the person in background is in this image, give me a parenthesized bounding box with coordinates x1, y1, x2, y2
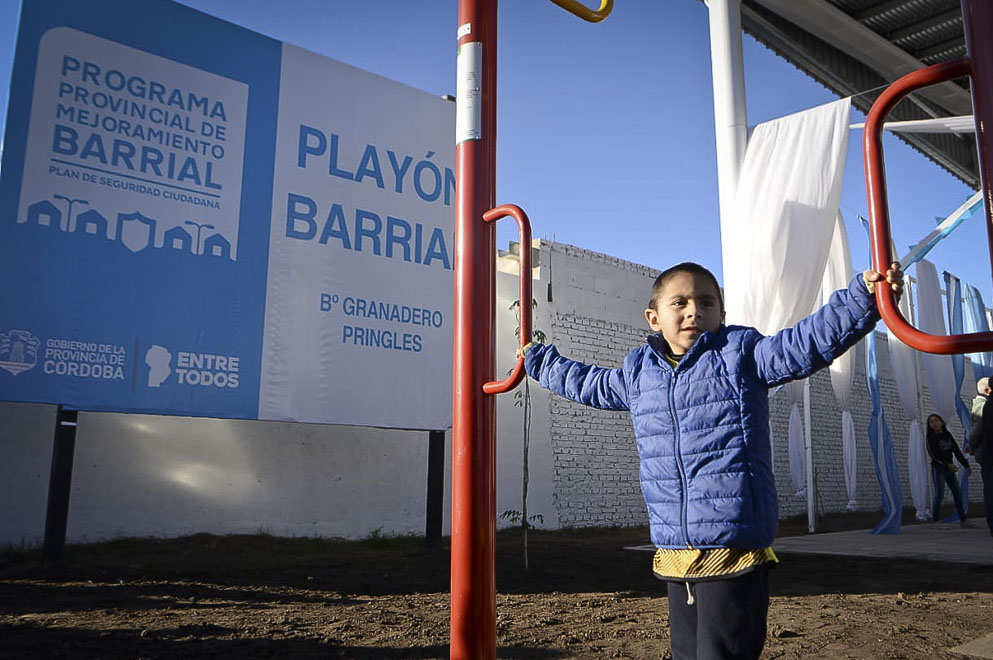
(925, 413, 972, 527)
(971, 378, 993, 536)
(967, 378, 987, 458)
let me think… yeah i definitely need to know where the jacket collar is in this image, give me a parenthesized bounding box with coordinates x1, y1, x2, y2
(646, 326, 724, 368)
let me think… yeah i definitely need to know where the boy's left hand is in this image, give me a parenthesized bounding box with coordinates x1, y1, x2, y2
(863, 261, 904, 302)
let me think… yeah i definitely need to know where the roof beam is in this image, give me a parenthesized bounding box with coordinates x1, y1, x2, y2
(855, 0, 917, 23)
(856, 0, 959, 24)
(916, 35, 967, 63)
(887, 8, 961, 44)
(750, 0, 973, 116)
(740, 3, 977, 186)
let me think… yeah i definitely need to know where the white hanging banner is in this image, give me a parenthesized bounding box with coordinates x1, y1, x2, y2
(907, 419, 930, 521)
(915, 260, 959, 425)
(888, 281, 929, 519)
(824, 212, 855, 409)
(822, 212, 859, 509)
(721, 98, 851, 334)
(842, 409, 858, 510)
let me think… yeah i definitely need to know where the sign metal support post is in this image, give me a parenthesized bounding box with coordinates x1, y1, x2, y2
(42, 405, 78, 568)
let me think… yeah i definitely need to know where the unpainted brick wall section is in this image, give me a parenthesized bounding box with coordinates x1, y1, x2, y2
(548, 313, 646, 527)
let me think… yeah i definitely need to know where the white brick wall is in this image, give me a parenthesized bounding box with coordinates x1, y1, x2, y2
(547, 313, 645, 527)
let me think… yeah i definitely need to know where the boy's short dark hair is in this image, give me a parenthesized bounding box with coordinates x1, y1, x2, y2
(648, 262, 725, 312)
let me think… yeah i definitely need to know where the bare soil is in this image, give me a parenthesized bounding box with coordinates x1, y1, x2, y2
(1, 512, 991, 659)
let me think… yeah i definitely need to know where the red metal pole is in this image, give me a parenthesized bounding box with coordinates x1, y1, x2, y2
(452, 0, 498, 658)
(961, 0, 993, 292)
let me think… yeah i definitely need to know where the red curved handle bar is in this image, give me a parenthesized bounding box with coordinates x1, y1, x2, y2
(482, 204, 533, 394)
(865, 58, 993, 354)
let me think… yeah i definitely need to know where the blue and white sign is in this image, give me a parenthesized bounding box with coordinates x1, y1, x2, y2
(0, 0, 454, 429)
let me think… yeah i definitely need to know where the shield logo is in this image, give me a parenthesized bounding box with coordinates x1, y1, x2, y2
(116, 211, 157, 253)
(0, 330, 41, 376)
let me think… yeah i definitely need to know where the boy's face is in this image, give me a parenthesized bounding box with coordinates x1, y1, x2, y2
(645, 271, 725, 356)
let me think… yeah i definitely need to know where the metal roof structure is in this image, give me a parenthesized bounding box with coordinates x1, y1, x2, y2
(734, 0, 978, 188)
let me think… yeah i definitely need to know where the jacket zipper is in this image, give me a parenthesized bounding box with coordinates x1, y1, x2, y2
(668, 368, 690, 546)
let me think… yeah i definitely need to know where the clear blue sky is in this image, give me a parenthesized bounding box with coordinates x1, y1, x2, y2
(0, 0, 986, 302)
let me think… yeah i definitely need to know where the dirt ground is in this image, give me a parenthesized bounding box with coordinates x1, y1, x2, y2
(2, 512, 992, 659)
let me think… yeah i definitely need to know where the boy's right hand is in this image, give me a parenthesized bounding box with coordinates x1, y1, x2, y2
(863, 262, 904, 301)
(516, 342, 536, 360)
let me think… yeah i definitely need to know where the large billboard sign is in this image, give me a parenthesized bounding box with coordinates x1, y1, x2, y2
(0, 0, 454, 430)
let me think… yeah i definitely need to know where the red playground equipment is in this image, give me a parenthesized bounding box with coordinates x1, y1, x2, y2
(451, 0, 990, 658)
(865, 0, 993, 354)
(450, 2, 610, 658)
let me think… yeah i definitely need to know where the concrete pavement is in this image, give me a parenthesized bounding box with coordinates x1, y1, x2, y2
(772, 520, 992, 566)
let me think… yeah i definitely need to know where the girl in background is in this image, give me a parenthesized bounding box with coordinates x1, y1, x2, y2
(925, 413, 972, 526)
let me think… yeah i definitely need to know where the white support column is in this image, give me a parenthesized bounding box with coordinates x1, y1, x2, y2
(707, 0, 748, 237)
(803, 378, 816, 533)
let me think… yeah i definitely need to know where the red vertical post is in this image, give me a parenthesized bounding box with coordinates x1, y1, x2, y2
(961, 0, 993, 291)
(451, 1, 498, 659)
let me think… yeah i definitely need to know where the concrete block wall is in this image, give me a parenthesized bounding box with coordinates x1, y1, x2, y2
(0, 402, 455, 546)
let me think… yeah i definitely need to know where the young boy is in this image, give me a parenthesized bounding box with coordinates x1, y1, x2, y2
(521, 261, 903, 660)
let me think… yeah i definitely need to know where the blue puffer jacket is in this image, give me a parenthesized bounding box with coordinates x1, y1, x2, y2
(525, 275, 879, 549)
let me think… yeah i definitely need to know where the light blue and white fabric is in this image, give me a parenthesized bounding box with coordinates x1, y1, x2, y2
(917, 261, 964, 522)
(943, 272, 971, 520)
(963, 283, 993, 382)
(865, 330, 903, 535)
(898, 191, 983, 270)
(859, 216, 902, 534)
(823, 213, 859, 510)
(887, 283, 928, 521)
(917, 261, 959, 425)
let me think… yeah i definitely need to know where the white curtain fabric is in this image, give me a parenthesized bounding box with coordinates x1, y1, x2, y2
(719, 99, 850, 506)
(787, 380, 806, 498)
(887, 287, 929, 520)
(915, 260, 959, 424)
(841, 410, 858, 510)
(889, 285, 924, 419)
(822, 212, 858, 509)
(721, 98, 852, 334)
(907, 419, 930, 521)
(823, 213, 855, 409)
